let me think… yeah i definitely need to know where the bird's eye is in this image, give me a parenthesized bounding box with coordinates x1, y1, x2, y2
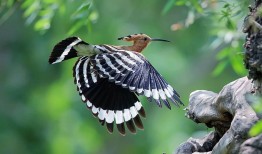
(144, 37, 147, 41)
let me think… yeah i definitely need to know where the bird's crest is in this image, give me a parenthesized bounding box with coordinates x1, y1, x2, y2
(117, 33, 170, 53)
(118, 33, 151, 42)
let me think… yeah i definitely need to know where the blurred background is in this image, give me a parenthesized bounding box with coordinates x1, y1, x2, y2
(0, 0, 250, 153)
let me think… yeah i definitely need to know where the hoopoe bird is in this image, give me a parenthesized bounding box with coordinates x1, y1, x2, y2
(49, 33, 183, 135)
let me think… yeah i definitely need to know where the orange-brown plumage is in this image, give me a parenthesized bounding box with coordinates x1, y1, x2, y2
(116, 33, 170, 53)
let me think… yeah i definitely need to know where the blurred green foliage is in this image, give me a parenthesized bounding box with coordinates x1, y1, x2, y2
(164, 0, 249, 76)
(20, 0, 97, 33)
(248, 96, 262, 137)
(250, 120, 262, 137)
(0, 0, 253, 154)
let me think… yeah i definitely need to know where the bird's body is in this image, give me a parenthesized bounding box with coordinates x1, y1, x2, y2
(49, 33, 183, 135)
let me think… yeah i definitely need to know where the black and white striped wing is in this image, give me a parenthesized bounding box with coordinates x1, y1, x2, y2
(73, 56, 146, 135)
(91, 50, 183, 108)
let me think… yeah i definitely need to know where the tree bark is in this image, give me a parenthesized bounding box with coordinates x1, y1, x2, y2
(176, 77, 259, 154)
(176, 1, 262, 153)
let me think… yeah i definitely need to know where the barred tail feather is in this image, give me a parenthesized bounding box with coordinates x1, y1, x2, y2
(49, 37, 88, 64)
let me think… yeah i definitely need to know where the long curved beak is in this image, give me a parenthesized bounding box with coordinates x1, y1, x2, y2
(151, 38, 170, 42)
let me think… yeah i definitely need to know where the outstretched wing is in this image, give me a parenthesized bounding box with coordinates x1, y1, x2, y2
(73, 56, 146, 135)
(90, 49, 183, 108)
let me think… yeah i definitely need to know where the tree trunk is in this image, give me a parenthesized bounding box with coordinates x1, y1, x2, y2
(176, 1, 262, 153)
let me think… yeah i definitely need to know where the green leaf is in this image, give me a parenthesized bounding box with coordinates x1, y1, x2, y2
(20, 0, 95, 34)
(71, 3, 91, 20)
(39, 8, 53, 17)
(226, 18, 236, 30)
(77, 2, 91, 12)
(89, 11, 99, 22)
(223, 3, 230, 8)
(249, 120, 262, 137)
(21, 0, 34, 8)
(67, 21, 84, 36)
(34, 18, 50, 31)
(216, 47, 230, 60)
(230, 52, 246, 75)
(162, 0, 176, 14)
(24, 12, 38, 25)
(175, 0, 187, 6)
(212, 60, 228, 76)
(72, 2, 91, 17)
(190, 0, 203, 13)
(23, 1, 40, 17)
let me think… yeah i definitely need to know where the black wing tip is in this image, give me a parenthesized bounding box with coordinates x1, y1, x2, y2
(133, 115, 144, 130)
(48, 58, 55, 64)
(173, 89, 180, 98)
(173, 94, 184, 106)
(163, 99, 171, 110)
(49, 37, 82, 64)
(138, 107, 146, 118)
(117, 123, 126, 136)
(99, 119, 105, 126)
(106, 123, 114, 134)
(126, 120, 137, 134)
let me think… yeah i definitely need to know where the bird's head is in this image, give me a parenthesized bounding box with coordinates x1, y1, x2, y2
(117, 33, 170, 52)
(118, 33, 170, 44)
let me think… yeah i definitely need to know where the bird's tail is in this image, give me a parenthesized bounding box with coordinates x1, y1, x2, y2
(49, 37, 89, 64)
